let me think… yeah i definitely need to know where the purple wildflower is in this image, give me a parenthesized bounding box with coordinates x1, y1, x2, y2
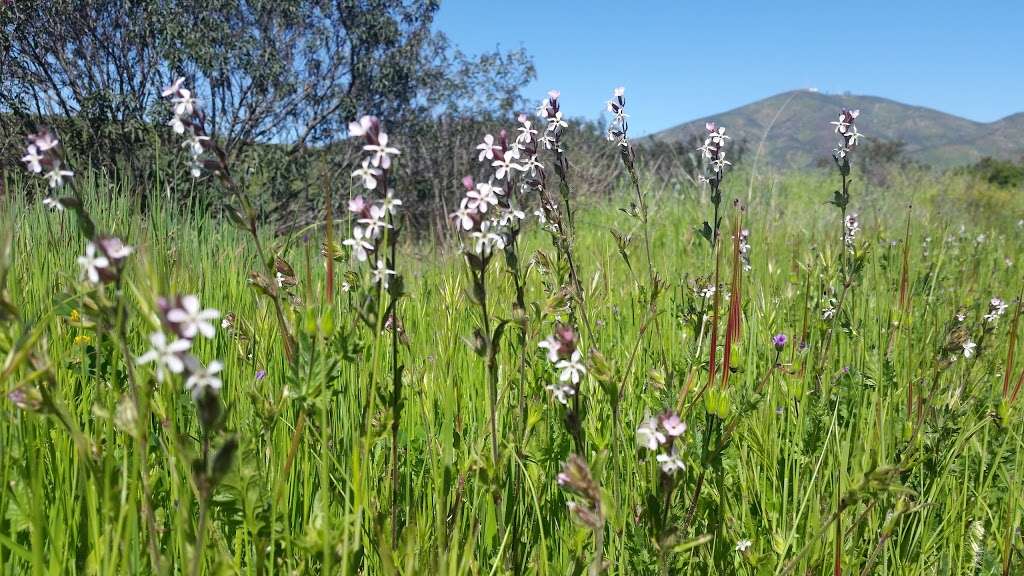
(773, 333, 788, 350)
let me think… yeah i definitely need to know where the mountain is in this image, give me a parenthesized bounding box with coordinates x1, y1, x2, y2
(645, 90, 1024, 168)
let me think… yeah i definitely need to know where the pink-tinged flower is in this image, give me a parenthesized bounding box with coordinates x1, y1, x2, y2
(539, 324, 578, 362)
(135, 331, 192, 383)
(348, 115, 379, 139)
(21, 145, 44, 173)
(29, 130, 59, 152)
(363, 132, 400, 169)
(348, 195, 369, 215)
(77, 242, 110, 284)
(465, 181, 500, 212)
(831, 109, 860, 135)
(699, 123, 729, 158)
(661, 412, 687, 437)
(450, 198, 478, 231)
(538, 334, 562, 362)
(831, 109, 864, 158)
(161, 77, 186, 98)
(476, 134, 501, 162)
(95, 235, 134, 266)
(351, 158, 382, 190)
(185, 359, 223, 398)
(538, 90, 561, 118)
(636, 416, 666, 451)
(166, 295, 220, 339)
(343, 226, 374, 262)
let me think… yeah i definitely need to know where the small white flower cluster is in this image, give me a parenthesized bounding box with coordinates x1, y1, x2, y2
(698, 122, 732, 178)
(831, 108, 863, 159)
(21, 129, 74, 191)
(696, 282, 717, 300)
(161, 77, 209, 178)
(138, 295, 222, 399)
(538, 325, 586, 405)
(844, 212, 860, 251)
(345, 116, 402, 288)
(984, 297, 1009, 323)
(536, 90, 569, 151)
(605, 87, 628, 147)
(738, 228, 752, 271)
(451, 124, 534, 256)
(636, 411, 687, 474)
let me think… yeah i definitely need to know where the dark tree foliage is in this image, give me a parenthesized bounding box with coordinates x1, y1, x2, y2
(0, 0, 535, 215)
(961, 157, 1024, 189)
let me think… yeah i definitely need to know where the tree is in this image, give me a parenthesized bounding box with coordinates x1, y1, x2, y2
(0, 0, 533, 167)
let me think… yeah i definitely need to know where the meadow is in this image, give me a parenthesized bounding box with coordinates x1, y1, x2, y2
(1, 94, 1023, 576)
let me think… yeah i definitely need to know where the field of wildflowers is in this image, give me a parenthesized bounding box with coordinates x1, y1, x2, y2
(1, 80, 1022, 575)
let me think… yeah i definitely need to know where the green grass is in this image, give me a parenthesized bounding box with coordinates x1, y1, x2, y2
(0, 165, 1022, 575)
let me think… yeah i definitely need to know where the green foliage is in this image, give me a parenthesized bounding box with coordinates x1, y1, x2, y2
(962, 156, 1024, 189)
(0, 166, 1022, 574)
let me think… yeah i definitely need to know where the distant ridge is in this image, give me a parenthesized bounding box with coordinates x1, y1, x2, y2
(645, 90, 1024, 168)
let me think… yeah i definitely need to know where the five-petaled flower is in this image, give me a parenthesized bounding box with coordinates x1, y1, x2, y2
(343, 226, 374, 262)
(352, 159, 382, 189)
(77, 242, 110, 284)
(44, 163, 74, 188)
(962, 340, 977, 358)
(364, 132, 401, 169)
(557, 348, 589, 383)
(371, 259, 397, 289)
(465, 181, 500, 213)
(656, 447, 686, 474)
(166, 295, 220, 339)
(136, 331, 192, 383)
(476, 134, 500, 162)
(636, 415, 667, 451)
(185, 359, 224, 399)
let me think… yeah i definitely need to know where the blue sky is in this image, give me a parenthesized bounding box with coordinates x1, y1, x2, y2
(436, 1, 1024, 136)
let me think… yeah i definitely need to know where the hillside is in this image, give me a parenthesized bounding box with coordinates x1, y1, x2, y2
(646, 90, 1024, 168)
